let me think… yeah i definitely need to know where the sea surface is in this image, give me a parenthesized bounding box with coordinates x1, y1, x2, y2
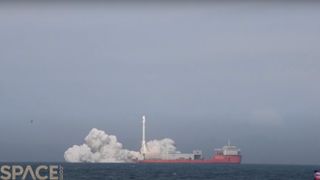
(1, 163, 318, 180)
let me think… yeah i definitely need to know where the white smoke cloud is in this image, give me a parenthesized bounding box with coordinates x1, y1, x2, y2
(64, 128, 142, 163)
(64, 128, 180, 163)
(145, 138, 179, 154)
(143, 138, 180, 159)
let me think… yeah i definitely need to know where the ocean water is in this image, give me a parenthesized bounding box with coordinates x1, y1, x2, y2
(1, 163, 318, 180)
(62, 163, 318, 180)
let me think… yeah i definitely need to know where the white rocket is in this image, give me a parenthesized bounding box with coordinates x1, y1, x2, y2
(141, 115, 147, 158)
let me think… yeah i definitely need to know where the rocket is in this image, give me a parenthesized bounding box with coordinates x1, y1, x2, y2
(141, 115, 147, 159)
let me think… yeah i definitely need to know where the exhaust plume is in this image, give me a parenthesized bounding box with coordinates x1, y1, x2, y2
(64, 128, 142, 162)
(143, 138, 180, 159)
(64, 128, 179, 163)
(145, 138, 179, 154)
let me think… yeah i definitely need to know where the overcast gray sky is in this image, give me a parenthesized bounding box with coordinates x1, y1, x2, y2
(0, 2, 319, 164)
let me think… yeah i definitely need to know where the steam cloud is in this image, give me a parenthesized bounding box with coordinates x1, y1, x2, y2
(64, 128, 178, 163)
(144, 139, 180, 156)
(64, 128, 141, 162)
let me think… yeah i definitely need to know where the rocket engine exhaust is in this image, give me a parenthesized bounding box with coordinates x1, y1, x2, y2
(64, 115, 178, 163)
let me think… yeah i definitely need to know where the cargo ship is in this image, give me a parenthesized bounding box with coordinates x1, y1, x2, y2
(138, 115, 241, 164)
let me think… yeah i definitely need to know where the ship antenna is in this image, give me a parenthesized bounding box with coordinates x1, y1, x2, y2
(228, 139, 231, 146)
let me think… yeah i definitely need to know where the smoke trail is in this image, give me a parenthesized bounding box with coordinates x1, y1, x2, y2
(64, 128, 142, 163)
(64, 128, 180, 162)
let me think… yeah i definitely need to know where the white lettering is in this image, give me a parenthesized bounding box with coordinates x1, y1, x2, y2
(22, 165, 36, 180)
(0, 165, 11, 180)
(50, 165, 59, 180)
(12, 165, 23, 179)
(35, 165, 48, 179)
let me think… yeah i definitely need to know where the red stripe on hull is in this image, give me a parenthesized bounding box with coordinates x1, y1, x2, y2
(139, 155, 241, 164)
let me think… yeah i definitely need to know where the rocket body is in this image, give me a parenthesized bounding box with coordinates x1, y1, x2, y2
(141, 115, 147, 158)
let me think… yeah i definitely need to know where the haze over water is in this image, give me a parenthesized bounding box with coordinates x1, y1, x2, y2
(0, 1, 319, 165)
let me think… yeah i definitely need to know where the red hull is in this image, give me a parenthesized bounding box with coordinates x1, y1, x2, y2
(139, 155, 241, 164)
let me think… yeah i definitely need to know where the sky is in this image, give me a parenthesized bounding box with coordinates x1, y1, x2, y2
(0, 1, 319, 164)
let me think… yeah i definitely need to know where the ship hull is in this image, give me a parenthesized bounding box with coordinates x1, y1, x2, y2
(139, 155, 241, 164)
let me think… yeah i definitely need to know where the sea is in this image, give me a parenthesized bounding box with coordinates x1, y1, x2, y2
(1, 163, 318, 180)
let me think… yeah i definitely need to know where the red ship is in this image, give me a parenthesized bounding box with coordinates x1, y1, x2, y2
(138, 115, 241, 164)
(139, 144, 241, 164)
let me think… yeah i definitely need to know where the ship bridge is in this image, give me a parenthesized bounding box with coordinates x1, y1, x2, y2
(215, 140, 241, 156)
